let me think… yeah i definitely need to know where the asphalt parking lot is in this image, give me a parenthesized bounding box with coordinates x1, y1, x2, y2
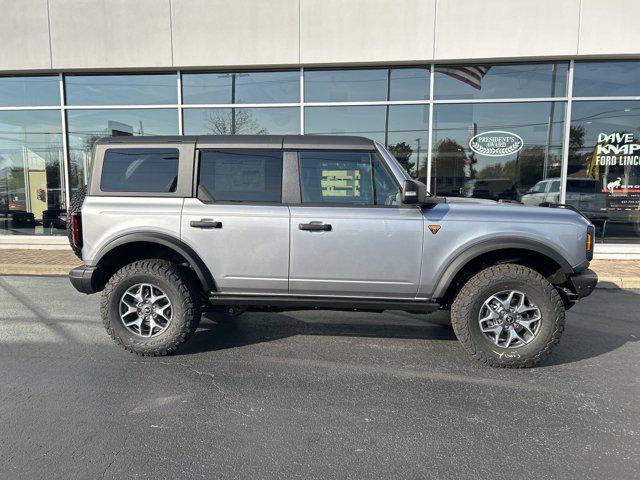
(0, 275, 638, 479)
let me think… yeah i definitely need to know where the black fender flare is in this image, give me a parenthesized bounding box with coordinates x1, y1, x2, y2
(431, 238, 575, 299)
(91, 232, 216, 291)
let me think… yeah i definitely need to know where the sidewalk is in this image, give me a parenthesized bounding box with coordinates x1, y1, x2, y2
(0, 248, 638, 289)
(0, 249, 81, 276)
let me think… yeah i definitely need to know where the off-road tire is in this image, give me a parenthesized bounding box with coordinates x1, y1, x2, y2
(450, 263, 565, 368)
(101, 259, 202, 356)
(66, 185, 87, 259)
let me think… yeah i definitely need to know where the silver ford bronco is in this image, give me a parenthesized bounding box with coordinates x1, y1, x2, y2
(68, 135, 597, 367)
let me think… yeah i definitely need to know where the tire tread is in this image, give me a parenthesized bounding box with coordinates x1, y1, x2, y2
(100, 259, 201, 356)
(450, 263, 565, 368)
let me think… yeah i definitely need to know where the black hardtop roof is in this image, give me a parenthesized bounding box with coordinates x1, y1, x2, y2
(95, 134, 377, 150)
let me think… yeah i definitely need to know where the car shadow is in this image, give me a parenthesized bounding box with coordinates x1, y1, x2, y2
(177, 310, 457, 355)
(178, 289, 640, 367)
(543, 288, 640, 366)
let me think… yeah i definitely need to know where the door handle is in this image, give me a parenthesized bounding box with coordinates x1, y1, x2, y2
(299, 222, 332, 232)
(190, 219, 222, 229)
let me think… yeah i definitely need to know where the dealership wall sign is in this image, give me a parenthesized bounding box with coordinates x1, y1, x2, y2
(593, 132, 640, 211)
(468, 131, 523, 157)
(595, 132, 640, 165)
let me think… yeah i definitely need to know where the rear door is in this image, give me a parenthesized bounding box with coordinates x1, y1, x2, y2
(181, 147, 290, 294)
(288, 149, 424, 298)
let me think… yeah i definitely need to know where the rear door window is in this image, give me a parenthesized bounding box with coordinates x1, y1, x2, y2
(100, 148, 179, 192)
(198, 149, 283, 202)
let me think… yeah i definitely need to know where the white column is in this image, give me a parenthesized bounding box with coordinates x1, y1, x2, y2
(559, 60, 575, 204)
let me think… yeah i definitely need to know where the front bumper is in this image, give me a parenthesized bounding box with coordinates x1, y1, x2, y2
(69, 265, 100, 294)
(567, 268, 598, 298)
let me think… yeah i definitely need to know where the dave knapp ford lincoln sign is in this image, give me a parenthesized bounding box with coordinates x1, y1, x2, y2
(595, 132, 640, 166)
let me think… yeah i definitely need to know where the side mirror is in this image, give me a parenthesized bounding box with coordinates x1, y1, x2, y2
(402, 179, 440, 206)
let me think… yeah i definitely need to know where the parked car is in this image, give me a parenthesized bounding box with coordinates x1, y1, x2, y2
(521, 177, 607, 215)
(68, 135, 597, 368)
(459, 178, 520, 202)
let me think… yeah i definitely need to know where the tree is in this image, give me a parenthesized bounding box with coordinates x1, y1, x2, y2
(477, 162, 506, 179)
(431, 138, 467, 195)
(387, 142, 415, 176)
(567, 125, 587, 177)
(205, 109, 268, 135)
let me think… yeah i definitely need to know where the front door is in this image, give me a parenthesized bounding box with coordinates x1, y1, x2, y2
(181, 148, 289, 294)
(289, 150, 424, 298)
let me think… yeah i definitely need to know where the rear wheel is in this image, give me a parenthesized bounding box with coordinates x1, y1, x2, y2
(66, 185, 87, 259)
(101, 259, 202, 356)
(450, 263, 565, 368)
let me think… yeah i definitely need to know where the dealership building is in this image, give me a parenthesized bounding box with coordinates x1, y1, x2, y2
(0, 0, 639, 257)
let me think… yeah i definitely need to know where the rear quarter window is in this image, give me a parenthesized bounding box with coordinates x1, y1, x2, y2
(100, 148, 179, 192)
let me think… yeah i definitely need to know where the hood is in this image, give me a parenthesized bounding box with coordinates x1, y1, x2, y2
(425, 198, 592, 229)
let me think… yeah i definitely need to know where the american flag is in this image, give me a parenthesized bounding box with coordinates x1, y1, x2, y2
(438, 66, 490, 89)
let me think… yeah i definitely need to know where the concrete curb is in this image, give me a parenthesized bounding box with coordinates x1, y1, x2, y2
(595, 278, 640, 289)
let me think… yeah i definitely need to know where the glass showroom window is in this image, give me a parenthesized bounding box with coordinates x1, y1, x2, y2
(303, 67, 429, 177)
(182, 71, 299, 104)
(434, 62, 568, 100)
(0, 110, 65, 236)
(387, 104, 429, 179)
(66, 109, 178, 192)
(430, 102, 565, 202)
(0, 75, 60, 107)
(305, 105, 387, 143)
(389, 67, 430, 101)
(305, 69, 388, 102)
(569, 100, 640, 243)
(183, 107, 299, 135)
(305, 67, 429, 103)
(573, 61, 640, 97)
(65, 73, 178, 106)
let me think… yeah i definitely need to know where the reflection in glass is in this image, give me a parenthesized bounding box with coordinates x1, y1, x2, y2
(0, 76, 60, 107)
(65, 74, 178, 105)
(573, 61, 640, 97)
(66, 109, 178, 192)
(0, 110, 65, 235)
(386, 104, 429, 178)
(235, 71, 299, 103)
(304, 69, 388, 102)
(182, 71, 299, 105)
(389, 67, 429, 101)
(183, 107, 299, 135)
(434, 63, 568, 100)
(182, 73, 232, 104)
(569, 100, 640, 243)
(199, 149, 283, 202)
(304, 105, 386, 143)
(100, 149, 179, 193)
(431, 102, 565, 202)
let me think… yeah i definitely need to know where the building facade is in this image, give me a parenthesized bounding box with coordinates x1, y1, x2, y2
(0, 0, 639, 255)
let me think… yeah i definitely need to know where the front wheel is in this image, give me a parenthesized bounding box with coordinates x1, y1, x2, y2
(101, 259, 202, 356)
(451, 263, 565, 368)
